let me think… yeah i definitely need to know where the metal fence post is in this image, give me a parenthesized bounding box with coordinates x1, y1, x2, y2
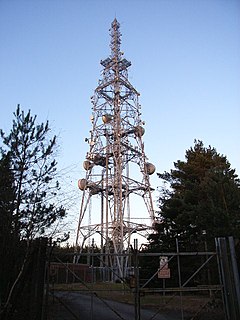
(176, 238, 184, 320)
(228, 236, 240, 317)
(134, 239, 140, 320)
(216, 237, 238, 320)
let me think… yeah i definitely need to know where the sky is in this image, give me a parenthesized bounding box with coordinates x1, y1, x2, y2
(0, 0, 240, 242)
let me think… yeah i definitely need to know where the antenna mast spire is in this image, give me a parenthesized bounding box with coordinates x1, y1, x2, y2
(75, 19, 156, 279)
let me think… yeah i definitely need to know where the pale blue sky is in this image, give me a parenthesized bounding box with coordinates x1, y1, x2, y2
(1, 0, 240, 237)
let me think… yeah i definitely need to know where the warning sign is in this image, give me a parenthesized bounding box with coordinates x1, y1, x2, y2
(158, 268, 171, 278)
(158, 256, 171, 278)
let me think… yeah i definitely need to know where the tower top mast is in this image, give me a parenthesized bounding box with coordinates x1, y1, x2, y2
(101, 18, 132, 74)
(110, 18, 121, 60)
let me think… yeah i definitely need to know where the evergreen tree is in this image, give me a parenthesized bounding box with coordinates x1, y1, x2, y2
(0, 105, 66, 240)
(149, 140, 240, 251)
(0, 105, 67, 318)
(0, 153, 17, 303)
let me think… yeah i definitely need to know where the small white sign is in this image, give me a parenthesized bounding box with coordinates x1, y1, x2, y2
(160, 256, 168, 269)
(158, 256, 170, 278)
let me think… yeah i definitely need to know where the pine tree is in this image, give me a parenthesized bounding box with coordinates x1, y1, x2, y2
(0, 105, 66, 240)
(149, 140, 240, 251)
(0, 153, 17, 303)
(0, 105, 67, 318)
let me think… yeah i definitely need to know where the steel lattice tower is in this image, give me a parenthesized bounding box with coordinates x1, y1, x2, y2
(75, 19, 156, 279)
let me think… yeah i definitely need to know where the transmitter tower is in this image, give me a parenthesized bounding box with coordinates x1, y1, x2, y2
(75, 19, 156, 279)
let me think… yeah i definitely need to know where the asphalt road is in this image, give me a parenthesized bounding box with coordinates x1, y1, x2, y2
(51, 291, 180, 320)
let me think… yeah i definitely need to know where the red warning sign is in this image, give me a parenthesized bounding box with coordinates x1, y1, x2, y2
(158, 256, 171, 278)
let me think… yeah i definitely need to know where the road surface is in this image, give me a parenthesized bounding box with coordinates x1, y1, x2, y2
(49, 291, 180, 320)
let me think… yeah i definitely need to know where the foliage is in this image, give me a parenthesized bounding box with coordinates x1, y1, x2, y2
(0, 153, 16, 241)
(50, 243, 101, 265)
(0, 153, 17, 303)
(0, 105, 67, 318)
(0, 105, 66, 240)
(149, 140, 240, 251)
